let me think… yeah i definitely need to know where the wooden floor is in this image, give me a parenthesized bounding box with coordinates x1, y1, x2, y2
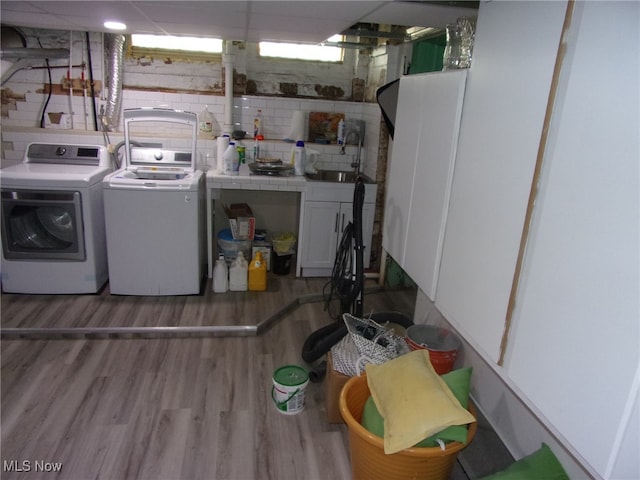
(1, 276, 512, 479)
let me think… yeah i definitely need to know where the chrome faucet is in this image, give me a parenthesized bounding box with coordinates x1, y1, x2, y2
(340, 129, 363, 174)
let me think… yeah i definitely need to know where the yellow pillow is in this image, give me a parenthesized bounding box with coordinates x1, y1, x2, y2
(366, 350, 476, 454)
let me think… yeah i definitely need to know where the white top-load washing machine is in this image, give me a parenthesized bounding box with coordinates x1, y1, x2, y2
(1, 143, 113, 293)
(103, 108, 205, 296)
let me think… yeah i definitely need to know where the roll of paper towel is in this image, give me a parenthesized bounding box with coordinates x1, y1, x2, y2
(217, 135, 230, 172)
(284, 110, 305, 142)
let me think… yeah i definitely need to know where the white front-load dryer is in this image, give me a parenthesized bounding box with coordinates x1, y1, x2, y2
(0, 143, 112, 294)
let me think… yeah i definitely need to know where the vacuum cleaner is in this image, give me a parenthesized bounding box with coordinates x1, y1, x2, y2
(301, 177, 412, 381)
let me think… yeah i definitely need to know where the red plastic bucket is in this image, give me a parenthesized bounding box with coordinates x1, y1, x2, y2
(405, 325, 461, 375)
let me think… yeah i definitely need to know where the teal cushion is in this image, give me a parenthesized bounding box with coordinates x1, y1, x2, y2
(361, 367, 472, 447)
(479, 443, 569, 480)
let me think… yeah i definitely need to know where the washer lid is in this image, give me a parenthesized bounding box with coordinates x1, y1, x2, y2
(104, 168, 202, 190)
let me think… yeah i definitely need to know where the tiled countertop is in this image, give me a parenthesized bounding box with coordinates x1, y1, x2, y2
(206, 169, 307, 192)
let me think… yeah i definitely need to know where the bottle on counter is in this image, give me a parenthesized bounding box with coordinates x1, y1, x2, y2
(248, 251, 267, 291)
(213, 255, 229, 293)
(237, 144, 246, 165)
(293, 140, 305, 176)
(229, 251, 248, 291)
(223, 141, 239, 175)
(199, 105, 213, 134)
(252, 135, 263, 161)
(217, 134, 230, 173)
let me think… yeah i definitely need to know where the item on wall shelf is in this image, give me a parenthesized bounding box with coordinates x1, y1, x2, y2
(284, 110, 306, 143)
(308, 112, 345, 144)
(443, 17, 475, 70)
(337, 118, 345, 146)
(199, 105, 213, 133)
(253, 109, 262, 138)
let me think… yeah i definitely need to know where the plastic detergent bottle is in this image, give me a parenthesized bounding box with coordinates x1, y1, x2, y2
(199, 105, 213, 133)
(248, 251, 267, 291)
(293, 140, 305, 176)
(223, 141, 239, 175)
(213, 255, 229, 293)
(229, 251, 248, 291)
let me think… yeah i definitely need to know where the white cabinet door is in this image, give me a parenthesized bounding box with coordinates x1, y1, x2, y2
(402, 71, 466, 300)
(383, 70, 467, 300)
(301, 200, 375, 273)
(435, 1, 566, 363)
(382, 74, 423, 265)
(301, 201, 340, 270)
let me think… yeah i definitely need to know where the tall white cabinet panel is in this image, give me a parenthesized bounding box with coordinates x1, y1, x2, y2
(504, 2, 639, 478)
(383, 70, 467, 300)
(435, 1, 567, 362)
(382, 75, 424, 265)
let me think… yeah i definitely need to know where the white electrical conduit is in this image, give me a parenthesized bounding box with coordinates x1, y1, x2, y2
(68, 32, 75, 129)
(222, 40, 234, 134)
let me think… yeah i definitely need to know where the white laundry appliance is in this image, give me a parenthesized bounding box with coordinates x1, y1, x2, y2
(1, 143, 113, 293)
(103, 108, 205, 296)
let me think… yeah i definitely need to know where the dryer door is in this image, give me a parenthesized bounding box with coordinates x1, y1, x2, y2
(1, 190, 85, 260)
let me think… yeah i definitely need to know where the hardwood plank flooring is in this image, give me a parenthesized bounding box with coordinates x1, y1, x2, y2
(1, 278, 512, 479)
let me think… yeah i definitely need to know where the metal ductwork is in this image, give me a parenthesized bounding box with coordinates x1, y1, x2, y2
(102, 33, 126, 132)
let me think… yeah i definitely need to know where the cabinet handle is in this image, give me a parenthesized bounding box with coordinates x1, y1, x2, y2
(341, 213, 345, 232)
(334, 212, 339, 233)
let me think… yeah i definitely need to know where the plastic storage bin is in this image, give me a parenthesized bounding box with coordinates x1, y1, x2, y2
(217, 228, 252, 264)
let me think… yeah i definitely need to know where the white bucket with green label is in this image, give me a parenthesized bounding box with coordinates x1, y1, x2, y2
(272, 365, 309, 415)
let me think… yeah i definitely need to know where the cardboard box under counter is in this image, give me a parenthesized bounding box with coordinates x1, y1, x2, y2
(252, 242, 271, 271)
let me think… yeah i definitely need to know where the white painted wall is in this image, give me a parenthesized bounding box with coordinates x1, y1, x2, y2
(504, 2, 639, 478)
(415, 2, 639, 478)
(1, 29, 383, 180)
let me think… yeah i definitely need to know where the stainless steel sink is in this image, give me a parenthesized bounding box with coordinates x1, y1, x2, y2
(305, 170, 375, 184)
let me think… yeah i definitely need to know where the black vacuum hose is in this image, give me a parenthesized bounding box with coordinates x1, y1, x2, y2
(301, 178, 366, 367)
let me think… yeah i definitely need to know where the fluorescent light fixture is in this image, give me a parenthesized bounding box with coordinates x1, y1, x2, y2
(131, 34, 222, 53)
(104, 21, 127, 30)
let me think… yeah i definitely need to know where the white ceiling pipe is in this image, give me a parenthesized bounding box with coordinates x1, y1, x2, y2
(222, 40, 235, 135)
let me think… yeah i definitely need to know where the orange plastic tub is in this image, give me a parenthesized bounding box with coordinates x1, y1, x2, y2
(339, 374, 477, 480)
